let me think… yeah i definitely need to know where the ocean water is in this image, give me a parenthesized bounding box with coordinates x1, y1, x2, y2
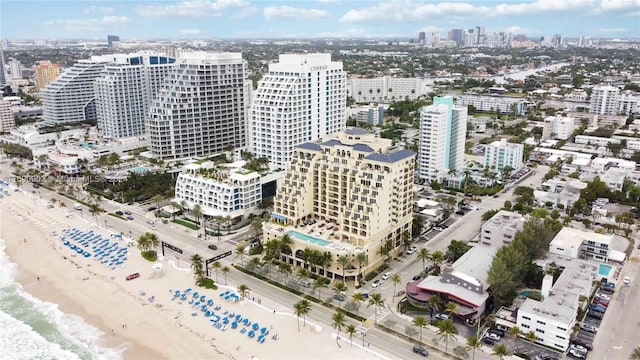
(0, 238, 124, 360)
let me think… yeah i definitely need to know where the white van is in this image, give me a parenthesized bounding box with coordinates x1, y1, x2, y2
(74, 203, 82, 210)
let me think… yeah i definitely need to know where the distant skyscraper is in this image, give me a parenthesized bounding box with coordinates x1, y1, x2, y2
(0, 99, 15, 133)
(147, 52, 247, 160)
(94, 53, 176, 139)
(0, 44, 6, 86)
(35, 60, 61, 91)
(250, 53, 346, 169)
(41, 56, 112, 124)
(448, 28, 463, 46)
(590, 85, 620, 115)
(418, 32, 426, 45)
(107, 35, 120, 48)
(8, 59, 21, 79)
(418, 96, 467, 181)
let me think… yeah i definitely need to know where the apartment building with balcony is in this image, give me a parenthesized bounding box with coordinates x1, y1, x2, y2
(147, 52, 247, 161)
(452, 93, 528, 115)
(418, 96, 467, 182)
(264, 128, 415, 283)
(0, 99, 14, 133)
(35, 60, 61, 91)
(542, 115, 575, 140)
(250, 53, 346, 169)
(484, 139, 524, 176)
(590, 85, 620, 115)
(41, 56, 113, 124)
(348, 76, 427, 103)
(548, 227, 622, 262)
(95, 53, 176, 139)
(174, 161, 263, 219)
(479, 210, 525, 247)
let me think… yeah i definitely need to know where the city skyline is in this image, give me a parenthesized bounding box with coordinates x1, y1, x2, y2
(1, 0, 639, 40)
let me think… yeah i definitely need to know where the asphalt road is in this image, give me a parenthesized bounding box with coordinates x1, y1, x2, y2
(590, 246, 640, 360)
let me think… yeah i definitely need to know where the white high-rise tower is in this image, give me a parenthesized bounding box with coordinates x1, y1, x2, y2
(418, 96, 467, 182)
(146, 52, 247, 160)
(94, 53, 175, 139)
(250, 53, 346, 169)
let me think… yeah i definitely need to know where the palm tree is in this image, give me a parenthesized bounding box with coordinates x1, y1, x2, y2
(136, 233, 150, 252)
(211, 261, 221, 282)
(413, 316, 428, 342)
(417, 248, 431, 269)
(190, 254, 204, 283)
(332, 282, 347, 308)
(88, 203, 101, 224)
(509, 325, 521, 353)
(492, 344, 510, 359)
(355, 252, 367, 283)
(351, 292, 365, 314)
(444, 301, 457, 317)
(466, 335, 481, 360)
(146, 232, 159, 250)
(296, 299, 311, 327)
(525, 330, 536, 344)
(191, 204, 202, 225)
(169, 201, 182, 221)
(221, 266, 230, 285)
(235, 244, 246, 265)
(367, 293, 385, 324)
(401, 230, 412, 253)
(337, 255, 350, 283)
(431, 250, 445, 271)
(346, 324, 357, 346)
(279, 262, 292, 282)
(250, 217, 263, 239)
(427, 295, 442, 318)
(293, 301, 304, 332)
(331, 311, 347, 345)
(391, 274, 402, 301)
(238, 284, 250, 299)
(630, 346, 640, 360)
(313, 277, 328, 299)
(437, 319, 457, 353)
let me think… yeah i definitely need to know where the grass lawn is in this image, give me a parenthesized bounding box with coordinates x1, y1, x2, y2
(172, 219, 200, 230)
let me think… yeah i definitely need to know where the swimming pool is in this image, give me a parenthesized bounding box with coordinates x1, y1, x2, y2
(129, 166, 152, 173)
(78, 141, 95, 148)
(288, 230, 330, 246)
(598, 264, 612, 277)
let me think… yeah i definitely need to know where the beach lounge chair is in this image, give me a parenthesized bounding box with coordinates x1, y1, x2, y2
(252, 323, 259, 331)
(259, 337, 265, 343)
(240, 327, 246, 334)
(214, 304, 221, 310)
(248, 330, 255, 338)
(231, 322, 237, 329)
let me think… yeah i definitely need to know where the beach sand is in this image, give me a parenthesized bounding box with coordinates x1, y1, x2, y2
(1, 190, 393, 360)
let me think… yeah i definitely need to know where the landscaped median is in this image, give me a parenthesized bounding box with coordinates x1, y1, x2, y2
(172, 219, 200, 230)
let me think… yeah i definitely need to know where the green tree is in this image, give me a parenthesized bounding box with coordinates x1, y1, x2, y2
(346, 324, 357, 346)
(355, 252, 368, 283)
(235, 244, 246, 265)
(313, 277, 328, 299)
(413, 316, 428, 342)
(295, 299, 311, 327)
(211, 261, 221, 283)
(417, 247, 431, 269)
(391, 274, 402, 301)
(447, 240, 471, 262)
(190, 254, 204, 284)
(437, 319, 457, 353)
(428, 295, 442, 316)
(351, 292, 366, 314)
(509, 325, 521, 353)
(444, 301, 457, 316)
(367, 293, 385, 324)
(238, 284, 250, 299)
(331, 311, 347, 345)
(337, 255, 350, 282)
(630, 346, 640, 360)
(466, 335, 481, 360)
(332, 282, 347, 308)
(221, 266, 230, 285)
(525, 330, 536, 343)
(493, 344, 510, 359)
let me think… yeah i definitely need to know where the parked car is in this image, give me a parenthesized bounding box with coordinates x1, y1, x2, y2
(412, 275, 421, 281)
(382, 272, 392, 280)
(162, 219, 169, 224)
(569, 349, 586, 359)
(489, 329, 505, 337)
(146, 219, 155, 225)
(406, 246, 418, 255)
(126, 215, 134, 221)
(572, 339, 593, 351)
(372, 280, 382, 288)
(125, 272, 140, 281)
(333, 294, 346, 302)
(482, 337, 495, 346)
(115, 210, 124, 216)
(299, 280, 311, 288)
(592, 298, 609, 307)
(425, 265, 435, 273)
(579, 323, 597, 333)
(485, 332, 501, 341)
(533, 354, 551, 360)
(148, 206, 157, 212)
(208, 244, 218, 250)
(412, 344, 428, 357)
(124, 210, 132, 215)
(624, 276, 631, 284)
(570, 344, 588, 354)
(595, 293, 611, 300)
(587, 311, 603, 320)
(435, 313, 450, 321)
(589, 304, 606, 313)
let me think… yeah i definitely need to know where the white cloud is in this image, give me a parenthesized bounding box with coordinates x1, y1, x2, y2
(230, 6, 259, 19)
(44, 16, 131, 33)
(417, 26, 441, 34)
(316, 0, 340, 3)
(594, 27, 630, 34)
(503, 26, 538, 35)
(83, 6, 114, 14)
(341, 1, 489, 23)
(263, 5, 329, 20)
(180, 28, 202, 35)
(595, 0, 640, 12)
(137, 0, 249, 18)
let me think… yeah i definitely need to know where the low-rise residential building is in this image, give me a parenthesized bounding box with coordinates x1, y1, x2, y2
(452, 93, 528, 115)
(590, 157, 635, 172)
(349, 104, 385, 126)
(484, 139, 524, 175)
(533, 178, 588, 208)
(480, 210, 525, 247)
(348, 76, 427, 103)
(174, 161, 282, 219)
(548, 227, 625, 262)
(574, 135, 620, 147)
(517, 255, 595, 352)
(542, 115, 575, 140)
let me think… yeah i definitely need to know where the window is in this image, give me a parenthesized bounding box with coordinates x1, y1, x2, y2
(536, 329, 545, 334)
(522, 324, 530, 329)
(536, 320, 546, 325)
(522, 316, 531, 320)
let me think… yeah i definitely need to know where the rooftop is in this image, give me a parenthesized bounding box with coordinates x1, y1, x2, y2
(550, 227, 613, 250)
(483, 210, 525, 234)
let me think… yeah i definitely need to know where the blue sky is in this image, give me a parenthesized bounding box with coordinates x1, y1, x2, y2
(1, 0, 639, 40)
